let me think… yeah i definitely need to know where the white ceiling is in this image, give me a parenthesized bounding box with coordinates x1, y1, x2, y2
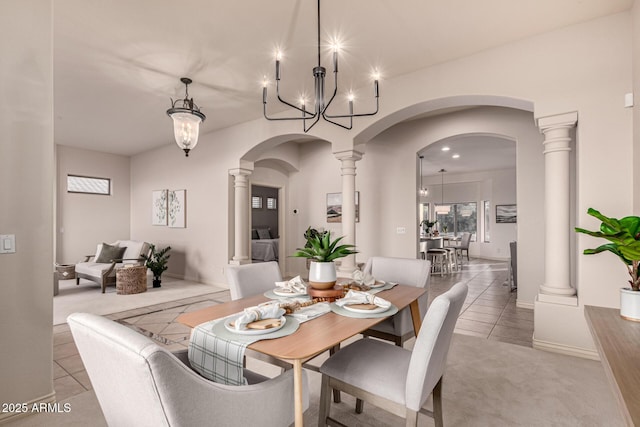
(53, 0, 632, 156)
(420, 134, 516, 178)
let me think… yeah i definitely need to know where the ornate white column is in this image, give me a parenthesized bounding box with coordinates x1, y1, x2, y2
(537, 112, 578, 301)
(334, 150, 363, 275)
(229, 168, 252, 265)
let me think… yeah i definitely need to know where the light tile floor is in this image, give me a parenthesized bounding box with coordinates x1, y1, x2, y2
(51, 257, 531, 402)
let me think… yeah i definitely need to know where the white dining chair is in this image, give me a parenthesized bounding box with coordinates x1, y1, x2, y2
(361, 256, 431, 347)
(318, 282, 468, 427)
(68, 312, 308, 427)
(225, 261, 282, 300)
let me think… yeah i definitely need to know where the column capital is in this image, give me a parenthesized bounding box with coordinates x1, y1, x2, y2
(536, 112, 578, 133)
(228, 167, 253, 178)
(333, 149, 363, 162)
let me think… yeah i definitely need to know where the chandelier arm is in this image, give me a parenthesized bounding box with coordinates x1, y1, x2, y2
(321, 116, 353, 130)
(274, 80, 315, 116)
(321, 71, 339, 114)
(323, 96, 379, 119)
(303, 114, 321, 132)
(263, 103, 318, 122)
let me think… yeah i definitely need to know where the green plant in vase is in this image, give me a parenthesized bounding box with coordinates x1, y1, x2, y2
(575, 208, 640, 320)
(143, 244, 171, 288)
(292, 230, 357, 289)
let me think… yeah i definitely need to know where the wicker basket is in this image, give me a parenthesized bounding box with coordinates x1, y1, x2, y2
(55, 263, 76, 280)
(116, 266, 147, 295)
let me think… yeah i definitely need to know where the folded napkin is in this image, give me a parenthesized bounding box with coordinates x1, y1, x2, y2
(335, 290, 391, 309)
(234, 301, 285, 331)
(275, 275, 307, 294)
(288, 302, 331, 322)
(351, 269, 376, 286)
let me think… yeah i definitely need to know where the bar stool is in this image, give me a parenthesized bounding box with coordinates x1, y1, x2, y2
(427, 248, 448, 276)
(444, 247, 459, 272)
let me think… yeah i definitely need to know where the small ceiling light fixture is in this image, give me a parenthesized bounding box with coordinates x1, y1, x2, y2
(263, 0, 379, 132)
(441, 146, 450, 152)
(419, 155, 428, 197)
(452, 153, 460, 159)
(167, 77, 206, 157)
(435, 168, 451, 214)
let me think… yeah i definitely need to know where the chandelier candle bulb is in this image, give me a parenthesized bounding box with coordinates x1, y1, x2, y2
(333, 49, 338, 72)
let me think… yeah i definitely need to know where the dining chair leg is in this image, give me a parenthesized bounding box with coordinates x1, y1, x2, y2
(318, 375, 332, 427)
(355, 398, 364, 414)
(329, 345, 341, 403)
(433, 377, 444, 427)
(405, 409, 418, 427)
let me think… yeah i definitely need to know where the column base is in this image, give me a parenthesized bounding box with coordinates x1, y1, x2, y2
(539, 284, 576, 297)
(537, 292, 578, 306)
(229, 258, 250, 266)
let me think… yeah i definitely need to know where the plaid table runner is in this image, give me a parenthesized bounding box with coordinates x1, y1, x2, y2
(188, 318, 255, 386)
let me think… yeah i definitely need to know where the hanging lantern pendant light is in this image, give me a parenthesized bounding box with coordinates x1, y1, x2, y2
(435, 168, 451, 214)
(167, 77, 206, 157)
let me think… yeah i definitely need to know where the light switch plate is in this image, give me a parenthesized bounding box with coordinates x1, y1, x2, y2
(0, 234, 16, 254)
(396, 227, 406, 234)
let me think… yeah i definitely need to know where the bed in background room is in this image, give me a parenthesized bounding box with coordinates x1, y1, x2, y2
(251, 228, 279, 262)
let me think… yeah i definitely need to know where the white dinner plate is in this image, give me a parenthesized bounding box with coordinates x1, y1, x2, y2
(273, 288, 307, 297)
(369, 280, 386, 288)
(224, 315, 287, 335)
(342, 304, 390, 314)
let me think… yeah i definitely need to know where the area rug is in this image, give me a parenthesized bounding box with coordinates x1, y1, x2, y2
(53, 277, 226, 325)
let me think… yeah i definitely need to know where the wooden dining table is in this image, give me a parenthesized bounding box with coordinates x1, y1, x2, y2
(176, 284, 427, 427)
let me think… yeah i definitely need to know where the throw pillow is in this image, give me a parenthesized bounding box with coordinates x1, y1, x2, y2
(95, 243, 127, 263)
(257, 228, 271, 239)
(251, 229, 259, 240)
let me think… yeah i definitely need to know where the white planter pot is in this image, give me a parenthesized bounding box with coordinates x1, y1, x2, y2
(308, 261, 337, 290)
(620, 288, 640, 321)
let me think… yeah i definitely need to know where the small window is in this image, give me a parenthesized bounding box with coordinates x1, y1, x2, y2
(483, 201, 491, 243)
(267, 197, 277, 210)
(252, 196, 263, 209)
(67, 175, 111, 195)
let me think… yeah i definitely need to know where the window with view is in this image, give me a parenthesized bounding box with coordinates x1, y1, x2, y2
(483, 200, 491, 243)
(435, 202, 477, 240)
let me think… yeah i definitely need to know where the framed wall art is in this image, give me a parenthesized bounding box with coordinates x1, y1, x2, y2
(152, 190, 168, 226)
(168, 189, 186, 228)
(496, 204, 517, 223)
(327, 191, 359, 223)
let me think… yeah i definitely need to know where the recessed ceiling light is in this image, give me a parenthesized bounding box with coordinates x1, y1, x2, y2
(452, 154, 460, 159)
(441, 146, 450, 152)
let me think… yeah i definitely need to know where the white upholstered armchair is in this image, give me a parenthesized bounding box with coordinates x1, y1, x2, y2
(68, 312, 308, 427)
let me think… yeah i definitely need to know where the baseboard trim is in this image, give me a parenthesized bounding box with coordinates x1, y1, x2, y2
(0, 391, 56, 425)
(532, 337, 600, 361)
(516, 301, 534, 310)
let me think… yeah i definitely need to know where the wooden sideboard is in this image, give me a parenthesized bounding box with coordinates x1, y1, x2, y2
(584, 305, 640, 426)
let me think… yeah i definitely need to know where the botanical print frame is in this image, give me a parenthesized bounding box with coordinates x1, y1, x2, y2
(496, 204, 517, 224)
(152, 190, 168, 226)
(327, 192, 359, 223)
(169, 189, 186, 228)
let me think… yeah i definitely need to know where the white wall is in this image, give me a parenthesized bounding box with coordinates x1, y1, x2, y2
(0, 0, 54, 421)
(634, 1, 640, 214)
(56, 145, 130, 263)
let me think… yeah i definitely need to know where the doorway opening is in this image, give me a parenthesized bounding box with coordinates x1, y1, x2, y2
(250, 184, 280, 263)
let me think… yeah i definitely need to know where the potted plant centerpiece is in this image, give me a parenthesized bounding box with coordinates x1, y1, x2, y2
(293, 230, 357, 290)
(143, 244, 172, 288)
(575, 208, 640, 321)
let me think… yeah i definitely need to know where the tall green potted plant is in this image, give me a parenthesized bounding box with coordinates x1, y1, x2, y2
(575, 208, 640, 320)
(292, 230, 357, 289)
(143, 244, 172, 288)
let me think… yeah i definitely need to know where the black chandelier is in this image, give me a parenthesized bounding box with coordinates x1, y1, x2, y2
(262, 0, 379, 132)
(166, 77, 206, 157)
